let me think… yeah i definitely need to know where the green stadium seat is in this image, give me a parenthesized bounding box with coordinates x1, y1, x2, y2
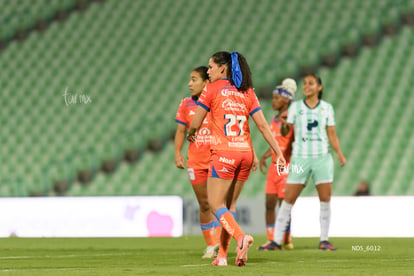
(1, 0, 412, 197)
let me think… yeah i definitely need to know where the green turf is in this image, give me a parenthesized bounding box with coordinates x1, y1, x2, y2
(0, 236, 413, 275)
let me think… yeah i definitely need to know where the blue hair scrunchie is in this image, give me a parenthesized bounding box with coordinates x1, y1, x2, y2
(231, 52, 243, 89)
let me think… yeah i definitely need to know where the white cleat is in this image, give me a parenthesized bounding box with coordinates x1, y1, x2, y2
(202, 245, 218, 259)
(211, 255, 228, 266)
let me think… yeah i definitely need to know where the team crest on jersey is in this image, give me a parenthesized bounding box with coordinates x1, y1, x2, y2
(307, 120, 319, 131)
(198, 127, 211, 136)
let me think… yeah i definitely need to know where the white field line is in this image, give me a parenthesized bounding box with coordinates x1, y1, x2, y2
(0, 252, 132, 260)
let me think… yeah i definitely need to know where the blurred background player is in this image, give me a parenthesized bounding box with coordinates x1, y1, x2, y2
(174, 66, 220, 258)
(354, 180, 371, 196)
(271, 74, 346, 251)
(257, 78, 296, 251)
(188, 51, 286, 266)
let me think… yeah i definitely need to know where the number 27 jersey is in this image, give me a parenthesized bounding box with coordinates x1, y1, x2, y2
(197, 79, 262, 152)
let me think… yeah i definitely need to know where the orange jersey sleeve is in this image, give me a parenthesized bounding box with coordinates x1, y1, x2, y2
(197, 79, 262, 151)
(175, 97, 212, 169)
(269, 115, 294, 163)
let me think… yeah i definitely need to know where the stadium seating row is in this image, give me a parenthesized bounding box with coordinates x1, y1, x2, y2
(0, 0, 413, 197)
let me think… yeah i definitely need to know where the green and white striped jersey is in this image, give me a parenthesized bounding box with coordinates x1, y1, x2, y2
(287, 100, 335, 158)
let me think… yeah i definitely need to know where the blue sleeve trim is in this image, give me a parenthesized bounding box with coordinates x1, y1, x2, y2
(175, 119, 186, 126)
(196, 101, 210, 111)
(250, 106, 262, 116)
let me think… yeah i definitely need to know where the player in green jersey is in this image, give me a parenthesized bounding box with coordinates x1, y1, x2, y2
(269, 74, 346, 251)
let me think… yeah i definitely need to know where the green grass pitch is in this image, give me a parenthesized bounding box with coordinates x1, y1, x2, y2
(0, 236, 413, 275)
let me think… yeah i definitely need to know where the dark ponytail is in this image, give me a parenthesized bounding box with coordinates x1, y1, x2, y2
(211, 51, 253, 92)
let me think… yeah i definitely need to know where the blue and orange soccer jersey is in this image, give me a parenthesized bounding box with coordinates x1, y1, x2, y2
(175, 96, 212, 170)
(269, 115, 294, 164)
(197, 79, 262, 152)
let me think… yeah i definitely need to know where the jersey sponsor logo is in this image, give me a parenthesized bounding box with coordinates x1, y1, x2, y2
(195, 135, 214, 147)
(228, 141, 249, 147)
(221, 99, 247, 112)
(306, 120, 318, 131)
(221, 88, 245, 98)
(219, 156, 235, 165)
(189, 110, 195, 115)
(302, 136, 323, 142)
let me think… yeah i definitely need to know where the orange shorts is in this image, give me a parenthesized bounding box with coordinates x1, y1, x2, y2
(187, 168, 208, 185)
(209, 150, 253, 181)
(265, 162, 288, 197)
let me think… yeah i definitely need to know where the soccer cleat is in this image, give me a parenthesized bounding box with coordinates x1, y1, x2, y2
(257, 240, 282, 251)
(211, 255, 227, 266)
(319, 240, 336, 251)
(282, 242, 294, 250)
(283, 231, 292, 249)
(235, 235, 254, 266)
(202, 245, 219, 258)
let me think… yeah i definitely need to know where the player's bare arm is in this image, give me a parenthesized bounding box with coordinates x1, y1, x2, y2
(259, 148, 272, 174)
(326, 126, 346, 166)
(174, 124, 186, 169)
(251, 150, 259, 172)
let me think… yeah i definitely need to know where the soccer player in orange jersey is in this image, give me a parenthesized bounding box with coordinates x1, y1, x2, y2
(174, 66, 220, 258)
(187, 52, 286, 267)
(257, 79, 297, 251)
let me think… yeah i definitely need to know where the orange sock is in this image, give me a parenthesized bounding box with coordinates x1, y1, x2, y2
(218, 229, 232, 256)
(214, 221, 221, 245)
(200, 221, 216, 246)
(266, 224, 275, 241)
(216, 207, 244, 242)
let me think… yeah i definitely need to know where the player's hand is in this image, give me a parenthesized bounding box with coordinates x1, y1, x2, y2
(252, 154, 259, 171)
(259, 156, 267, 174)
(276, 155, 286, 170)
(338, 153, 346, 167)
(186, 134, 197, 143)
(275, 156, 287, 176)
(175, 153, 185, 169)
(187, 128, 197, 143)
